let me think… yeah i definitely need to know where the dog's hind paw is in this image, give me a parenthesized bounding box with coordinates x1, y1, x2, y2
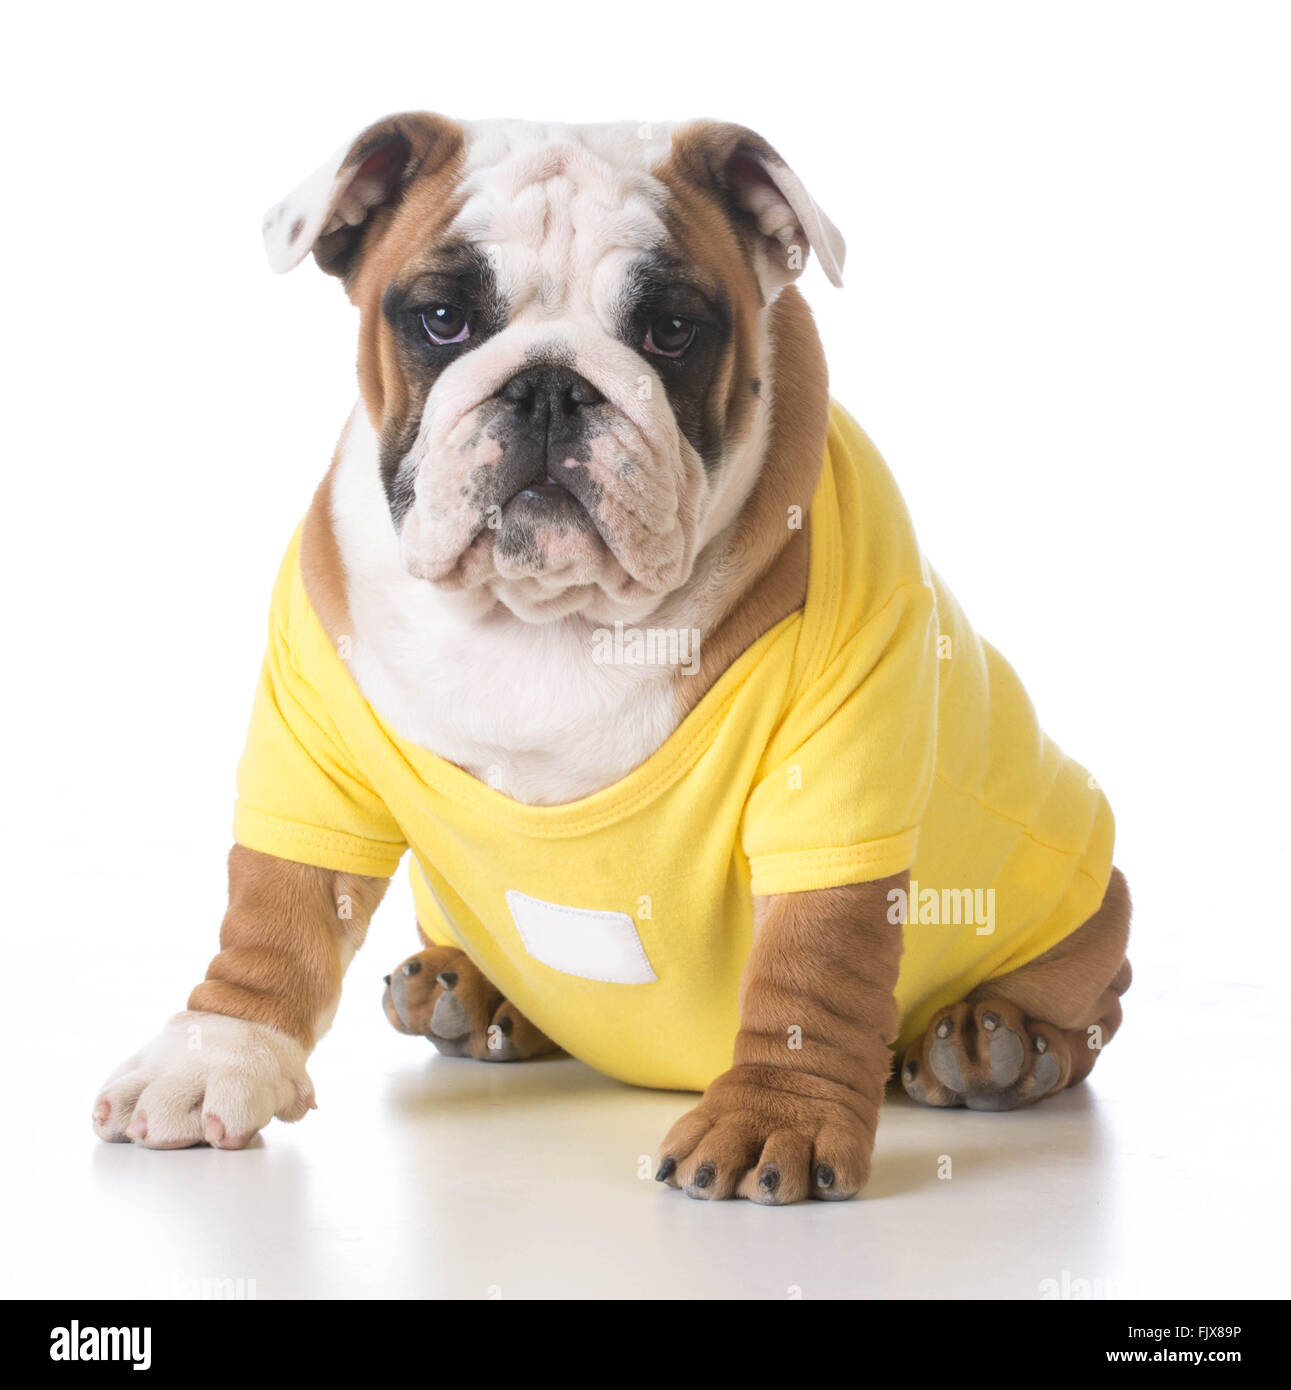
(899, 999, 1072, 1110)
(381, 946, 558, 1063)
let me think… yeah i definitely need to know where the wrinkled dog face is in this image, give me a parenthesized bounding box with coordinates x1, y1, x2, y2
(265, 116, 843, 621)
(378, 126, 714, 617)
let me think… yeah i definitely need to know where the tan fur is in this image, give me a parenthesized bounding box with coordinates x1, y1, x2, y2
(300, 453, 352, 639)
(188, 845, 388, 1048)
(302, 115, 474, 640)
(649, 130, 835, 712)
(653, 125, 769, 451)
(308, 115, 464, 280)
(343, 118, 469, 430)
(668, 288, 826, 712)
(656, 874, 906, 1202)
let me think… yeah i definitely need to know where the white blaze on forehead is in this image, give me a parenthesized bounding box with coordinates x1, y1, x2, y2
(451, 120, 679, 314)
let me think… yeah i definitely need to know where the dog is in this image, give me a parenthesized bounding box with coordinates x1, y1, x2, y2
(91, 114, 1130, 1203)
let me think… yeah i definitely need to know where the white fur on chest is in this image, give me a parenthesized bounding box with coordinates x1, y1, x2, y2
(330, 409, 686, 805)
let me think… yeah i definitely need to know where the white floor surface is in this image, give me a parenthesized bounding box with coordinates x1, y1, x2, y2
(6, 887, 1282, 1300)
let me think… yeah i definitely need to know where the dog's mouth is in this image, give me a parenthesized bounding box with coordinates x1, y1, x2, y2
(514, 477, 568, 502)
(493, 462, 603, 536)
(502, 476, 595, 529)
(397, 387, 694, 606)
(454, 441, 612, 576)
(482, 475, 609, 583)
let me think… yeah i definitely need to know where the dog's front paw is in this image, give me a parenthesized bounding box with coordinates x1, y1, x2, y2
(382, 945, 557, 1062)
(91, 1011, 314, 1149)
(654, 1066, 875, 1205)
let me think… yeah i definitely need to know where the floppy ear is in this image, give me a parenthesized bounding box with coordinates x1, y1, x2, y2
(262, 112, 461, 280)
(669, 121, 845, 294)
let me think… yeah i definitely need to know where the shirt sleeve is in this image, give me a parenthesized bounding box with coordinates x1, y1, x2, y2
(740, 579, 939, 897)
(231, 538, 408, 879)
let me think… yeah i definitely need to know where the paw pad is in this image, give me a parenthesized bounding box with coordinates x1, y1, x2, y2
(429, 987, 470, 1040)
(903, 1001, 1074, 1110)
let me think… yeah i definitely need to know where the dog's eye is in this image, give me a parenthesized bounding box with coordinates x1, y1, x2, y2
(420, 305, 470, 345)
(644, 315, 697, 358)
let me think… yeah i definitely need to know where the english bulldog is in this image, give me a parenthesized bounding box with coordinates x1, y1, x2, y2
(91, 114, 1131, 1203)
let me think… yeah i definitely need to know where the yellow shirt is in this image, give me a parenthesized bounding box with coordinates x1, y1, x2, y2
(233, 402, 1114, 1091)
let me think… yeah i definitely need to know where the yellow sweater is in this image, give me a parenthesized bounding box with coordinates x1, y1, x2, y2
(234, 402, 1114, 1091)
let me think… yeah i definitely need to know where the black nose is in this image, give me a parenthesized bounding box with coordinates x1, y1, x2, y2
(496, 364, 604, 414)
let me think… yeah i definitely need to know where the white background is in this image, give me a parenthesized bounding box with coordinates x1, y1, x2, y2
(2, 0, 1287, 1300)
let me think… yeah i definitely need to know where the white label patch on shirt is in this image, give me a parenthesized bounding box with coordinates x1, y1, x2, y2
(504, 890, 657, 985)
